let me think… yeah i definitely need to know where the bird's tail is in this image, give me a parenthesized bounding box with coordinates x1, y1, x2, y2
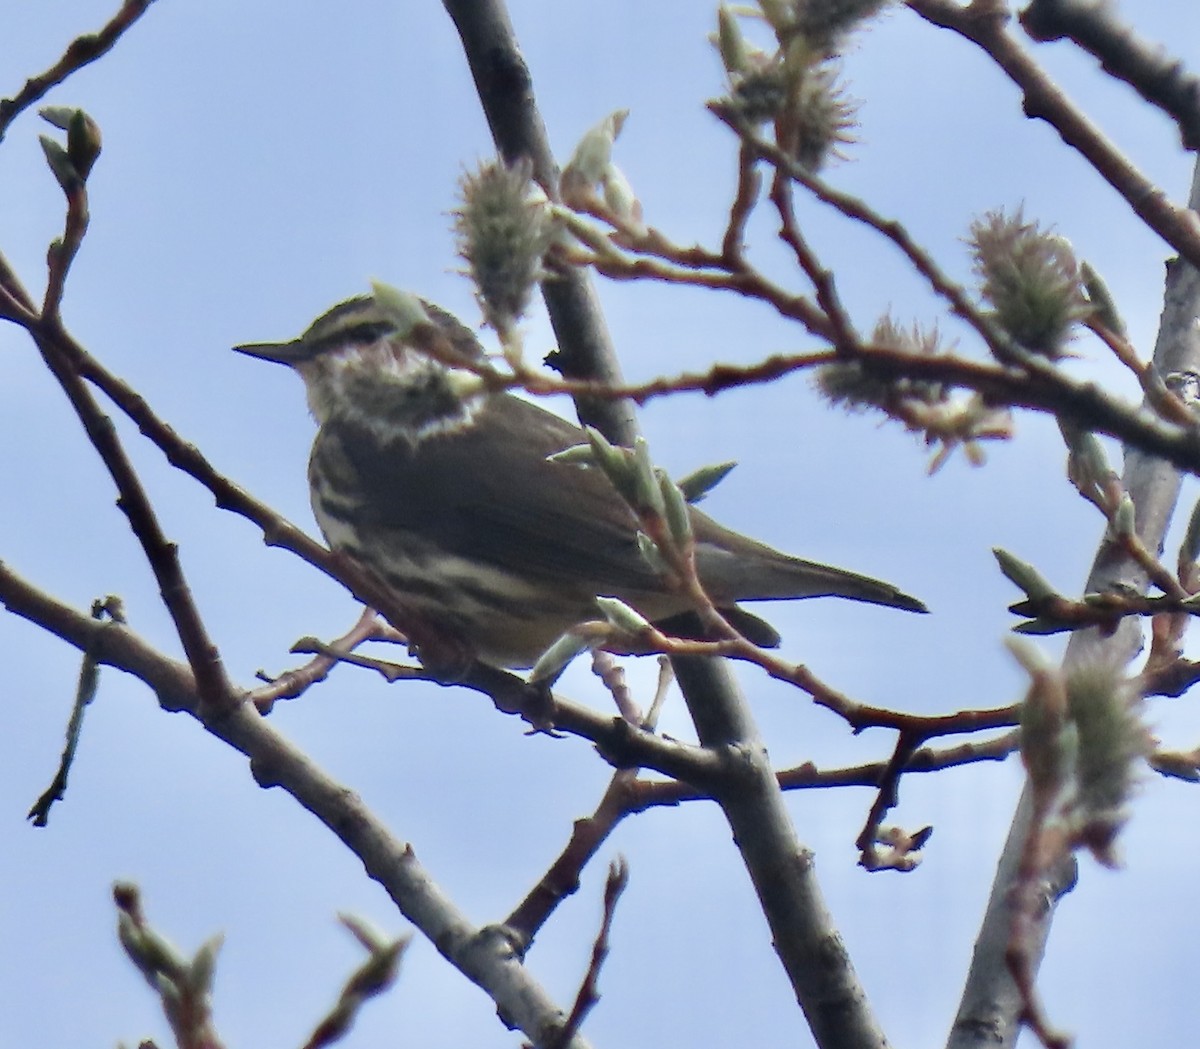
(695, 534, 927, 614)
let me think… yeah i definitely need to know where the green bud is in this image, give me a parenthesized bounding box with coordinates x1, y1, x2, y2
(993, 547, 1058, 602)
(676, 460, 736, 503)
(1059, 422, 1115, 497)
(38, 106, 77, 131)
(530, 630, 596, 683)
(454, 158, 554, 335)
(632, 437, 666, 517)
(154, 972, 182, 1011)
(546, 443, 596, 467)
(1065, 660, 1150, 864)
(637, 531, 668, 574)
(1019, 689, 1075, 797)
(657, 470, 694, 547)
(1005, 636, 1050, 676)
(728, 65, 788, 124)
(1109, 493, 1136, 540)
(135, 924, 186, 979)
(716, 6, 750, 74)
(816, 314, 948, 416)
(790, 63, 860, 173)
(39, 135, 81, 194)
(1012, 618, 1077, 636)
(758, 0, 793, 34)
(794, 0, 891, 57)
(186, 934, 223, 996)
(369, 282, 430, 339)
(1080, 260, 1125, 337)
(442, 369, 488, 402)
(66, 108, 102, 179)
(585, 427, 639, 506)
(563, 110, 628, 189)
(595, 596, 652, 633)
(601, 163, 644, 234)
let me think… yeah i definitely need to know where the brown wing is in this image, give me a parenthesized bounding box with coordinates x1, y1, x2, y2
(327, 393, 668, 596)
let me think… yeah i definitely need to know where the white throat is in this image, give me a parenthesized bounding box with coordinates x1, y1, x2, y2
(299, 339, 488, 441)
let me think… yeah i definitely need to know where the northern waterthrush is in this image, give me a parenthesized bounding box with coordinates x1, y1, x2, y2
(235, 293, 925, 669)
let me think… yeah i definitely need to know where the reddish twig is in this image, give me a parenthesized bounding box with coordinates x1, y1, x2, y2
(721, 142, 762, 263)
(855, 731, 933, 872)
(546, 857, 629, 1049)
(506, 770, 639, 948)
(768, 168, 859, 352)
(300, 917, 410, 1049)
(247, 607, 386, 713)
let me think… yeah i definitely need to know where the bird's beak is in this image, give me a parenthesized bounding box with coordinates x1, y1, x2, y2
(231, 339, 310, 366)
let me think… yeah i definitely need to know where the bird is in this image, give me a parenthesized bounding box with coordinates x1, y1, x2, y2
(234, 292, 925, 670)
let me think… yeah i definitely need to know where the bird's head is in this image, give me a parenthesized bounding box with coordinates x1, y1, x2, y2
(234, 293, 490, 443)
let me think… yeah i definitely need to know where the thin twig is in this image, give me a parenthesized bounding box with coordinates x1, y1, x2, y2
(769, 168, 859, 352)
(855, 731, 929, 872)
(722, 142, 762, 263)
(506, 771, 639, 947)
(247, 607, 386, 713)
(0, 0, 157, 142)
(546, 858, 629, 1049)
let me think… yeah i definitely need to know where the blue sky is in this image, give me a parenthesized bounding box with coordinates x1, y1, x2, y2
(2, 3, 1199, 1047)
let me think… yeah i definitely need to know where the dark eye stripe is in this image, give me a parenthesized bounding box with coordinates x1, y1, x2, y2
(341, 321, 394, 345)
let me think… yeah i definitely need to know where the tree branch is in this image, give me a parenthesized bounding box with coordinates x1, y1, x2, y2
(443, 3, 892, 1045)
(0, 0, 157, 142)
(1020, 0, 1200, 150)
(907, 0, 1200, 269)
(0, 560, 594, 1049)
(946, 155, 1200, 1049)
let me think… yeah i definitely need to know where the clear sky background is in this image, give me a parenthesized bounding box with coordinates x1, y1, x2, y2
(2, 3, 1199, 1047)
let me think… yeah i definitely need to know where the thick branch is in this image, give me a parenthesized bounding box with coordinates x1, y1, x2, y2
(29, 318, 235, 708)
(907, 0, 1200, 269)
(442, 3, 891, 1046)
(0, 561, 591, 1049)
(946, 157, 1200, 1049)
(1021, 0, 1200, 150)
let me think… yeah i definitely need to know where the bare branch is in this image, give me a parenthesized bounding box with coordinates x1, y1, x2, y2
(28, 315, 235, 708)
(444, 4, 894, 1045)
(547, 858, 629, 1049)
(247, 607, 385, 713)
(0, 564, 593, 1049)
(506, 771, 638, 947)
(0, 1, 157, 142)
(907, 0, 1200, 269)
(1021, 0, 1200, 150)
(947, 156, 1200, 1049)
